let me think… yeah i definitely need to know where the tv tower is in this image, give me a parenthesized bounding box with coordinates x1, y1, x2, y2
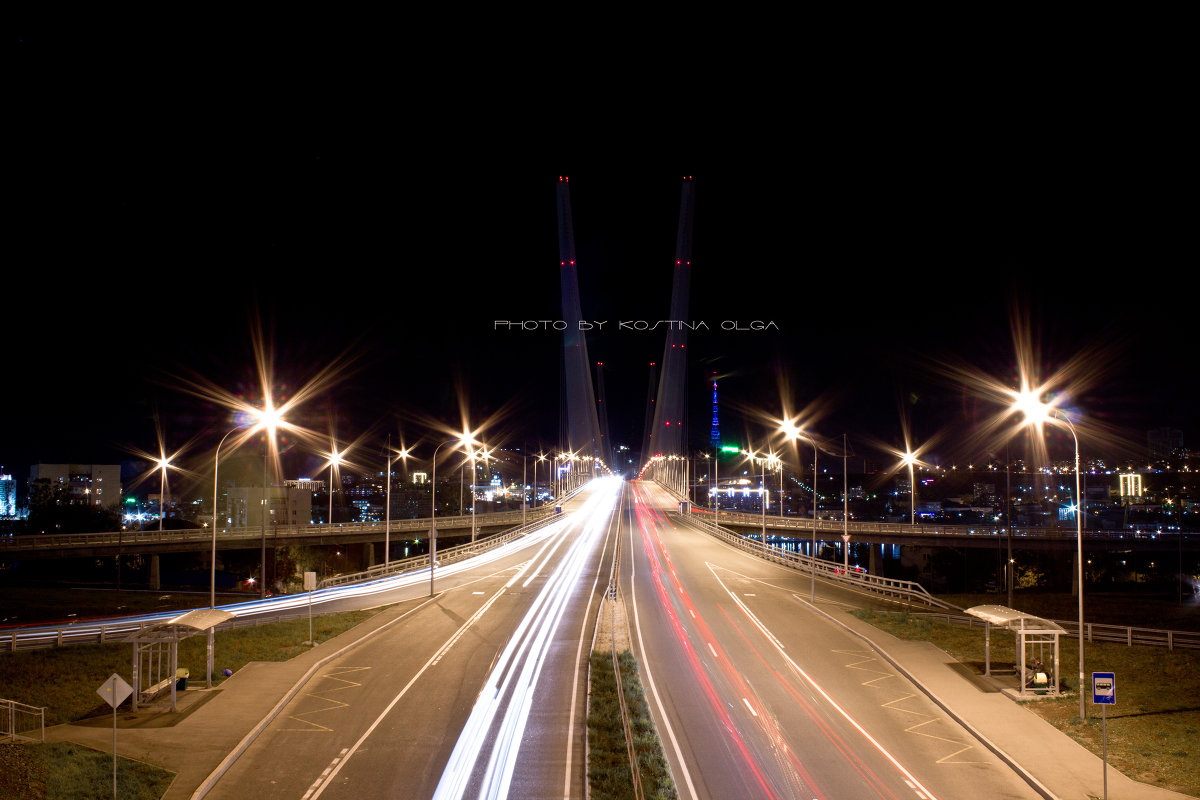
(710, 372, 720, 451)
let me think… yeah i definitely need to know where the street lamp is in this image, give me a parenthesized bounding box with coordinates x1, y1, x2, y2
(534, 452, 547, 513)
(739, 448, 773, 554)
(1012, 389, 1086, 721)
(900, 448, 918, 526)
(430, 431, 478, 596)
(384, 442, 409, 569)
(207, 400, 284, 687)
(154, 454, 173, 532)
(780, 419, 820, 603)
(321, 444, 347, 527)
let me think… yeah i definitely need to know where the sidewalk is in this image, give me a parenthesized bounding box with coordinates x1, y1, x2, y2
(43, 599, 430, 800)
(827, 605, 1197, 800)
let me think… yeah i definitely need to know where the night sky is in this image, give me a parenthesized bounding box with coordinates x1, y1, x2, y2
(8, 35, 1195, 494)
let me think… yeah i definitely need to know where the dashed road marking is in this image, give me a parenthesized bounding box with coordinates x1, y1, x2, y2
(302, 748, 349, 800)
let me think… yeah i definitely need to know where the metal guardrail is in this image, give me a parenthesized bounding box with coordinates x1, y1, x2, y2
(673, 512, 955, 610)
(2, 608, 356, 654)
(2, 499, 580, 653)
(318, 509, 568, 589)
(0, 506, 558, 553)
(689, 507, 1198, 542)
(2, 698, 45, 742)
(908, 611, 1200, 652)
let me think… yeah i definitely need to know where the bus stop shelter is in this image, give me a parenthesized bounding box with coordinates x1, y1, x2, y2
(966, 604, 1066, 696)
(120, 608, 234, 712)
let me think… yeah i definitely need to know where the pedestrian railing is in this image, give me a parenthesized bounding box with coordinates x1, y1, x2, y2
(907, 611, 1200, 651)
(2, 698, 45, 742)
(318, 509, 568, 589)
(0, 506, 558, 553)
(672, 512, 955, 610)
(697, 507, 1196, 542)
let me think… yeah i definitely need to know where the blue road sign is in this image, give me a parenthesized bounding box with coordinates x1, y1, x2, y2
(1092, 672, 1116, 705)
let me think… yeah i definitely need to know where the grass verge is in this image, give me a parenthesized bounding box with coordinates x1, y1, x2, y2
(588, 649, 676, 800)
(0, 609, 376, 726)
(852, 609, 1200, 797)
(0, 741, 174, 800)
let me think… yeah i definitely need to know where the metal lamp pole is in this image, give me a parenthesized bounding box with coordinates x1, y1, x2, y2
(430, 436, 472, 596)
(209, 425, 243, 688)
(1055, 410, 1086, 721)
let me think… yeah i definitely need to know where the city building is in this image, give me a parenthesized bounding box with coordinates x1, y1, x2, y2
(0, 472, 15, 517)
(1148, 427, 1184, 461)
(28, 463, 122, 509)
(1119, 473, 1143, 501)
(972, 482, 997, 506)
(225, 485, 313, 527)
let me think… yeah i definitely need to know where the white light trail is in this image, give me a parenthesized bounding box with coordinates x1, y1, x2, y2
(434, 478, 620, 800)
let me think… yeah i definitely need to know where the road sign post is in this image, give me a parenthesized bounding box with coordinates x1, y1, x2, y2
(1093, 672, 1115, 800)
(304, 571, 317, 645)
(97, 673, 133, 799)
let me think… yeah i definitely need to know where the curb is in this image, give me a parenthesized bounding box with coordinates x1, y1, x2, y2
(794, 595, 1061, 800)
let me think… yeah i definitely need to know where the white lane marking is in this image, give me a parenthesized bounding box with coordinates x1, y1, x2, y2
(708, 642, 718, 658)
(302, 748, 348, 800)
(742, 697, 758, 717)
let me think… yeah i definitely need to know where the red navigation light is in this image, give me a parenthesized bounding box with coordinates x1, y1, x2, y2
(569, 260, 575, 265)
(676, 260, 681, 265)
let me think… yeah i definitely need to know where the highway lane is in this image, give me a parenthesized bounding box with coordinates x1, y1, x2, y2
(625, 481, 1041, 800)
(204, 477, 622, 800)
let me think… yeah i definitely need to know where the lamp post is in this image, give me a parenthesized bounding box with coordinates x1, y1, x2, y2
(155, 455, 172, 532)
(208, 426, 239, 689)
(384, 443, 408, 570)
(322, 444, 347, 528)
(780, 421, 820, 602)
(534, 452, 546, 513)
(261, 444, 268, 599)
(740, 449, 772, 554)
(469, 446, 489, 543)
(208, 401, 282, 686)
(431, 433, 477, 596)
(900, 449, 918, 526)
(1012, 390, 1086, 721)
(843, 434, 849, 571)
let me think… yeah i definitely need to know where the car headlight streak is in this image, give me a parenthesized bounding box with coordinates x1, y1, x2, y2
(435, 477, 620, 800)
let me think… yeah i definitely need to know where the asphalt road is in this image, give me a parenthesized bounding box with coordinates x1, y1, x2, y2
(205, 478, 623, 800)
(625, 481, 1042, 800)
